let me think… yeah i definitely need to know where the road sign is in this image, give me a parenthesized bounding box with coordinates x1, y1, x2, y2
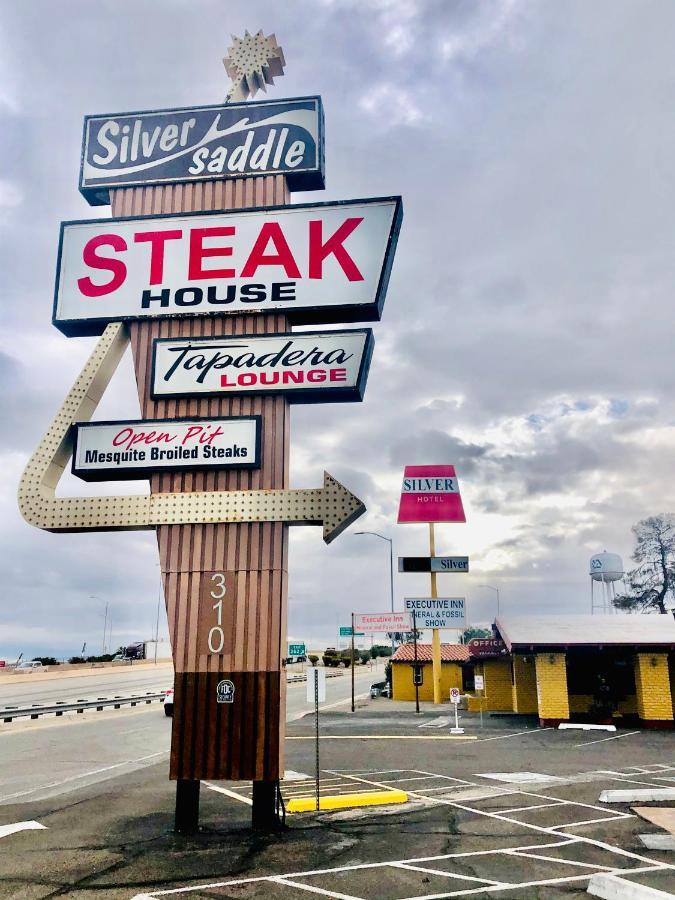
(397, 465, 466, 524)
(80, 96, 325, 205)
(339, 626, 364, 637)
(398, 556, 469, 573)
(53, 197, 402, 335)
(450, 688, 460, 704)
(72, 416, 260, 480)
(353, 612, 412, 633)
(288, 643, 306, 657)
(404, 598, 466, 630)
(474, 674, 484, 691)
(306, 667, 326, 703)
(151, 329, 374, 402)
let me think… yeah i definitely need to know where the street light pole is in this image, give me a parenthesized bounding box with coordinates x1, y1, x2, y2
(355, 531, 395, 655)
(90, 596, 108, 656)
(478, 584, 500, 618)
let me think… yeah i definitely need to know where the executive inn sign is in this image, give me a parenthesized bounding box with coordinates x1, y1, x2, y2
(80, 96, 325, 205)
(19, 30, 402, 832)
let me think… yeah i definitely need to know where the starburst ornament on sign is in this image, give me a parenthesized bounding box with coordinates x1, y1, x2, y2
(223, 30, 286, 103)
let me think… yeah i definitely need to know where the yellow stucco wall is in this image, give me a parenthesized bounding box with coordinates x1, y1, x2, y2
(535, 653, 570, 721)
(634, 653, 674, 721)
(512, 655, 538, 714)
(391, 661, 463, 702)
(483, 658, 513, 711)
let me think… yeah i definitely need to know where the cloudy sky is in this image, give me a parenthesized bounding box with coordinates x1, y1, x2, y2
(2, 0, 674, 659)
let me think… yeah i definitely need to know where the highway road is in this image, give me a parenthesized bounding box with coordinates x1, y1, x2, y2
(0, 663, 174, 707)
(0, 666, 379, 806)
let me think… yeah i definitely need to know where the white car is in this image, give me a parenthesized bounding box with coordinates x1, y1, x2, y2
(164, 688, 174, 716)
(16, 660, 43, 671)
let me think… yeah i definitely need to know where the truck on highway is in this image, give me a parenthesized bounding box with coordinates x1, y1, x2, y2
(122, 640, 172, 661)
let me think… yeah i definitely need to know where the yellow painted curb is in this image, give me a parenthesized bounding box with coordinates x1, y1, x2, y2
(287, 789, 408, 813)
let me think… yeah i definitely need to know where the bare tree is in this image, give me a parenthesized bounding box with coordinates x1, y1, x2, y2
(614, 515, 675, 615)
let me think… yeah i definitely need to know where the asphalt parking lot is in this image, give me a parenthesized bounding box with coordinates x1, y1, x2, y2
(1, 701, 674, 898)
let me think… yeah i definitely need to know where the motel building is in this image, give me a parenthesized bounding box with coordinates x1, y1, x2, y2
(391, 614, 675, 728)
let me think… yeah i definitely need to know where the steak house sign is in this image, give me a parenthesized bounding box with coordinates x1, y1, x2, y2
(151, 330, 373, 402)
(53, 198, 401, 335)
(80, 96, 325, 205)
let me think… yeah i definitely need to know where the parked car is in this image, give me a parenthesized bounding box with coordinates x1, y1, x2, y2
(370, 680, 388, 698)
(164, 688, 174, 717)
(16, 660, 43, 671)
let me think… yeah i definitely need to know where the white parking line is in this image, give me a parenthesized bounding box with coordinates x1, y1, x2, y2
(575, 731, 640, 748)
(392, 862, 506, 886)
(272, 876, 362, 899)
(508, 851, 613, 870)
(202, 782, 252, 806)
(0, 820, 46, 839)
(0, 750, 168, 804)
(476, 728, 552, 742)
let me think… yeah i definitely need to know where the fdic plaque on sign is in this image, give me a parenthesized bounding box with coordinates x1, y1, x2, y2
(53, 197, 402, 335)
(151, 329, 373, 402)
(72, 416, 260, 481)
(80, 96, 325, 205)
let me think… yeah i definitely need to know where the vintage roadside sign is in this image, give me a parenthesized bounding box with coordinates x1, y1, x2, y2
(53, 197, 402, 336)
(353, 612, 412, 633)
(72, 416, 260, 481)
(80, 96, 325, 205)
(467, 638, 508, 658)
(151, 329, 373, 402)
(404, 598, 466, 630)
(398, 556, 469, 573)
(397, 465, 466, 524)
(288, 643, 306, 657)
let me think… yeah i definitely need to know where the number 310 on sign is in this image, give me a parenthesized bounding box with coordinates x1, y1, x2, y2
(197, 572, 235, 657)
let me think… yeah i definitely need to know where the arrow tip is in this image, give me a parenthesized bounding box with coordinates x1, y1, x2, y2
(322, 472, 366, 544)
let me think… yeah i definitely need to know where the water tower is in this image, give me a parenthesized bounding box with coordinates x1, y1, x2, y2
(590, 551, 624, 614)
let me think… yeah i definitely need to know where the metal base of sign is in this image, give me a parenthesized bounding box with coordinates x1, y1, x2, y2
(174, 779, 200, 834)
(252, 781, 284, 831)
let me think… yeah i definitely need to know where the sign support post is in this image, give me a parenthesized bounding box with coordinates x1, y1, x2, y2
(314, 668, 320, 811)
(351, 613, 355, 712)
(429, 523, 442, 705)
(413, 610, 420, 714)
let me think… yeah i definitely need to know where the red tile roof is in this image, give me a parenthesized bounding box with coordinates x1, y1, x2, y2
(391, 643, 471, 663)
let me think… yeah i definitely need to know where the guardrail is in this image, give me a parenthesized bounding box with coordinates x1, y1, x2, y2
(287, 670, 345, 684)
(0, 692, 166, 722)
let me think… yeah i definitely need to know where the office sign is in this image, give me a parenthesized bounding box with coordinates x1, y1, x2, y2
(80, 96, 325, 205)
(353, 612, 412, 633)
(404, 598, 466, 630)
(474, 674, 484, 690)
(467, 638, 508, 658)
(72, 416, 260, 481)
(397, 464, 466, 524)
(53, 197, 403, 336)
(398, 556, 469, 573)
(151, 330, 373, 403)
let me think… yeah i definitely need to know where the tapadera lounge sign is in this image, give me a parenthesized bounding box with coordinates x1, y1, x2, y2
(80, 96, 325, 205)
(151, 329, 373, 402)
(53, 198, 402, 335)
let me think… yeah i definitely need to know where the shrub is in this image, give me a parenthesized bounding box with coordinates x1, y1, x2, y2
(33, 657, 58, 666)
(308, 655, 319, 667)
(68, 656, 85, 664)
